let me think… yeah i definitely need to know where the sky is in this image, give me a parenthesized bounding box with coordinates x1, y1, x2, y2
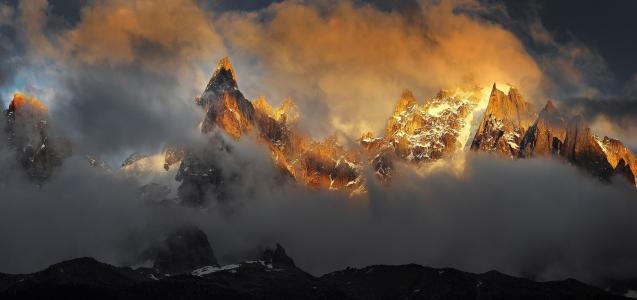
(0, 0, 637, 289)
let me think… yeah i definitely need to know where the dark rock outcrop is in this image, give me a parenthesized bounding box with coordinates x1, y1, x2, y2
(175, 147, 226, 206)
(3, 93, 69, 182)
(260, 244, 296, 269)
(144, 226, 218, 275)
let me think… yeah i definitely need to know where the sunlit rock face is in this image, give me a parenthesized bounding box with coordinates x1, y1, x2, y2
(360, 88, 480, 180)
(471, 84, 535, 158)
(4, 93, 69, 182)
(597, 136, 637, 185)
(192, 57, 365, 196)
(197, 57, 255, 138)
(385, 89, 476, 162)
(598, 136, 637, 184)
(562, 117, 615, 181)
(519, 100, 567, 158)
(111, 57, 637, 199)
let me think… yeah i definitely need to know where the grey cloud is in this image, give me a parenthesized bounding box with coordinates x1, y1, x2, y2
(193, 154, 637, 288)
(559, 96, 637, 125)
(556, 96, 637, 148)
(2, 127, 637, 289)
(0, 3, 18, 93)
(51, 64, 204, 157)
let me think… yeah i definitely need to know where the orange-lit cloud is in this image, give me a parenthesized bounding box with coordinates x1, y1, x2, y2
(14, 0, 613, 145)
(217, 0, 543, 139)
(59, 0, 224, 71)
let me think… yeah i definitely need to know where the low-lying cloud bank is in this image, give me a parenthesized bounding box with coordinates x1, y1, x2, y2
(1, 129, 637, 288)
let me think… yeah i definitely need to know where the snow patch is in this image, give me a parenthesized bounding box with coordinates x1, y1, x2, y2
(594, 135, 608, 155)
(192, 264, 241, 276)
(426, 103, 452, 117)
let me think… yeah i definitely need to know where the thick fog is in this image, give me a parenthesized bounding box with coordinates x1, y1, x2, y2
(2, 128, 637, 289)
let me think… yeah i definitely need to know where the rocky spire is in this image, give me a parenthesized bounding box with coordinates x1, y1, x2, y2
(599, 136, 637, 185)
(470, 84, 534, 157)
(260, 243, 296, 268)
(197, 57, 256, 135)
(542, 100, 557, 113)
(212, 57, 237, 82)
(385, 89, 417, 136)
(200, 57, 239, 105)
(393, 89, 417, 115)
(4, 93, 68, 182)
(562, 117, 614, 180)
(519, 100, 566, 158)
(479, 84, 534, 130)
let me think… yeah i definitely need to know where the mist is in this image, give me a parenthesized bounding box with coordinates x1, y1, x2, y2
(2, 124, 637, 289)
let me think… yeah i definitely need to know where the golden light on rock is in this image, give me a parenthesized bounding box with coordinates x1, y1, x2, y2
(9, 92, 49, 113)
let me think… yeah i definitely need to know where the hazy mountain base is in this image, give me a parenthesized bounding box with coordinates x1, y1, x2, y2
(0, 254, 628, 300)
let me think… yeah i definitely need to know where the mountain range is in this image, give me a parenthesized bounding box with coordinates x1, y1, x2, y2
(3, 57, 636, 195)
(185, 57, 637, 191)
(0, 226, 630, 300)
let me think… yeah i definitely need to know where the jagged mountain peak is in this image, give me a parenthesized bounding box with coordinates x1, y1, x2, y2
(535, 100, 564, 126)
(253, 96, 273, 114)
(542, 99, 557, 113)
(434, 89, 452, 99)
(8, 92, 48, 114)
(483, 84, 533, 127)
(471, 84, 534, 157)
(253, 96, 299, 124)
(393, 89, 417, 114)
(518, 100, 566, 158)
(213, 56, 237, 81)
(598, 136, 637, 185)
(201, 56, 239, 99)
(4, 92, 70, 182)
(562, 117, 615, 180)
(488, 82, 505, 98)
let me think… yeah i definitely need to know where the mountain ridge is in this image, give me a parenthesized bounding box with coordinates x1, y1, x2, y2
(3, 57, 636, 191)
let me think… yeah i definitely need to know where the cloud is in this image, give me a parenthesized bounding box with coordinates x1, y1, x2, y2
(630, 74, 637, 97)
(559, 96, 637, 148)
(58, 0, 224, 71)
(216, 0, 543, 138)
(16, 0, 57, 58)
(0, 3, 15, 26)
(50, 64, 205, 157)
(184, 153, 637, 287)
(526, 20, 609, 99)
(2, 130, 637, 289)
(0, 2, 18, 94)
(7, 0, 228, 158)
